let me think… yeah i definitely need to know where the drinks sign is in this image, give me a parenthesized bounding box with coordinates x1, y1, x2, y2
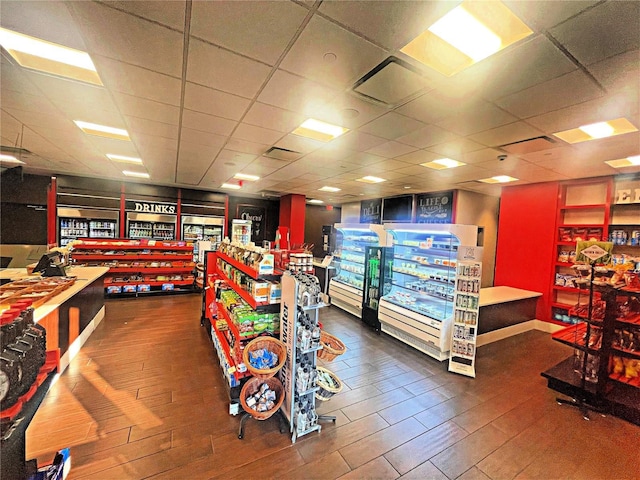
(360, 198, 382, 224)
(126, 201, 176, 214)
(416, 191, 455, 224)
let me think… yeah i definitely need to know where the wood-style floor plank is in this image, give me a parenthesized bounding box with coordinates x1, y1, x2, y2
(21, 295, 640, 480)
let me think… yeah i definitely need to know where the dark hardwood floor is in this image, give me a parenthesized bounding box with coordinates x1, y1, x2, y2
(26, 294, 640, 479)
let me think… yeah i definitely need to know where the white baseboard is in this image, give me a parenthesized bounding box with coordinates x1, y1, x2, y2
(59, 305, 105, 373)
(477, 319, 564, 347)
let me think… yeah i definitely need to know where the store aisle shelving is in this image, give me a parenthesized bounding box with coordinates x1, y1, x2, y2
(25, 294, 640, 479)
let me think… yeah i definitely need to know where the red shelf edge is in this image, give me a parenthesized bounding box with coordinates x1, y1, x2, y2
(217, 270, 271, 309)
(73, 243, 193, 251)
(218, 251, 279, 280)
(107, 267, 195, 274)
(72, 254, 193, 261)
(105, 280, 193, 287)
(559, 204, 608, 210)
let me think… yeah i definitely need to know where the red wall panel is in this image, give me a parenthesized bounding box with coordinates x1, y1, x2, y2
(495, 182, 559, 321)
(279, 194, 306, 247)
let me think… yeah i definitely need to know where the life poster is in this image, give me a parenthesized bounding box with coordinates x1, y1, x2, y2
(448, 246, 483, 378)
(415, 190, 454, 224)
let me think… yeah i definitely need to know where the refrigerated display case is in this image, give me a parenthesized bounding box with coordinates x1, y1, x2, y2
(379, 224, 477, 361)
(58, 208, 118, 246)
(362, 246, 393, 331)
(126, 213, 176, 240)
(182, 216, 224, 261)
(231, 219, 251, 245)
(328, 224, 388, 318)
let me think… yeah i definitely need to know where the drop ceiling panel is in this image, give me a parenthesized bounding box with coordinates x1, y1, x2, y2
(459, 148, 508, 165)
(525, 92, 639, 133)
(496, 70, 604, 119)
(549, 1, 640, 66)
(396, 125, 459, 149)
(225, 138, 269, 156)
(358, 112, 426, 140)
(340, 152, 388, 166)
(190, 1, 308, 65)
(131, 134, 178, 153)
(435, 101, 519, 137)
(177, 142, 222, 179)
(503, 0, 598, 31)
(232, 124, 285, 146)
(450, 36, 578, 101)
(319, 0, 459, 51)
(0, 0, 88, 51)
(0, 61, 41, 96)
(0, 91, 59, 117)
(394, 150, 442, 165)
(112, 93, 180, 126)
(394, 164, 436, 177)
(180, 127, 226, 149)
(395, 89, 476, 125)
(329, 130, 387, 152)
(535, 155, 622, 179)
(365, 141, 417, 159)
(430, 165, 492, 183)
(520, 145, 577, 164)
(257, 69, 340, 116)
(428, 138, 487, 157)
(94, 56, 182, 106)
(243, 103, 305, 133)
(187, 38, 271, 99)
(588, 49, 640, 94)
(3, 108, 76, 132)
(68, 2, 184, 77)
(280, 15, 388, 89)
(126, 116, 179, 140)
(183, 83, 251, 121)
(469, 122, 544, 148)
(181, 110, 236, 137)
(215, 149, 257, 168)
(303, 146, 358, 164)
(103, 1, 186, 31)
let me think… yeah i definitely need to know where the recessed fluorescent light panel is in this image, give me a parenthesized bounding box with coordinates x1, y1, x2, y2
(356, 176, 386, 184)
(400, 1, 532, 76)
(421, 158, 466, 170)
(233, 173, 260, 181)
(478, 175, 518, 184)
(221, 183, 241, 190)
(122, 170, 149, 179)
(318, 186, 341, 192)
(0, 154, 25, 164)
(0, 27, 103, 86)
(553, 118, 638, 144)
(74, 121, 130, 141)
(106, 154, 143, 164)
(605, 155, 640, 168)
(308, 199, 324, 204)
(292, 119, 349, 142)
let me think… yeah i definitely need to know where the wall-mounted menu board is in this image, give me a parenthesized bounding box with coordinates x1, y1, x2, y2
(360, 198, 382, 224)
(416, 191, 455, 224)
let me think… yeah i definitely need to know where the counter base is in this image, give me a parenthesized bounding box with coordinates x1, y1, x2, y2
(381, 322, 449, 361)
(328, 282, 363, 319)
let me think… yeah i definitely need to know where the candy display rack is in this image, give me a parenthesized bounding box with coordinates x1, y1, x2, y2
(278, 271, 332, 443)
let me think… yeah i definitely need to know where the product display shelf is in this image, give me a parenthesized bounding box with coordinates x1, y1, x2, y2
(216, 269, 270, 310)
(551, 323, 602, 354)
(550, 178, 614, 324)
(379, 224, 477, 361)
(543, 285, 640, 425)
(72, 254, 192, 261)
(279, 272, 328, 443)
(216, 301, 260, 342)
(108, 267, 193, 275)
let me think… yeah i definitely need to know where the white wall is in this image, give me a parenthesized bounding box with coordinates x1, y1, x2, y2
(455, 190, 500, 287)
(340, 202, 361, 223)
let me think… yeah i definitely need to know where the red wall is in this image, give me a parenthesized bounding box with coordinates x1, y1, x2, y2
(495, 182, 559, 321)
(279, 194, 306, 247)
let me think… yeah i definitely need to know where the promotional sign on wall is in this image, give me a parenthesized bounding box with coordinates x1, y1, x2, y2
(416, 191, 455, 224)
(236, 204, 266, 242)
(360, 198, 382, 224)
(448, 246, 483, 378)
(125, 200, 176, 214)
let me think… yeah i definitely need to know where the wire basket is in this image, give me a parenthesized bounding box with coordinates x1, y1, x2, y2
(239, 376, 285, 420)
(315, 366, 343, 401)
(317, 330, 346, 362)
(243, 336, 287, 379)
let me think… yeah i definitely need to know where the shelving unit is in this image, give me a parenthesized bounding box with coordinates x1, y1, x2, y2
(542, 284, 640, 425)
(278, 271, 328, 443)
(378, 224, 477, 361)
(70, 239, 195, 295)
(328, 224, 388, 319)
(201, 249, 282, 414)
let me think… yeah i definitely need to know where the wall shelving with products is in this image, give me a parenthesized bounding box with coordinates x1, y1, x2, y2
(70, 239, 195, 295)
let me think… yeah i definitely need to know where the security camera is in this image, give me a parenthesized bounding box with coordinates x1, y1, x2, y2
(497, 155, 507, 161)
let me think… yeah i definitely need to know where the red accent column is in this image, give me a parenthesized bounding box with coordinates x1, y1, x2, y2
(119, 183, 126, 238)
(47, 176, 57, 247)
(279, 194, 306, 247)
(224, 195, 229, 238)
(494, 182, 559, 321)
(176, 189, 182, 241)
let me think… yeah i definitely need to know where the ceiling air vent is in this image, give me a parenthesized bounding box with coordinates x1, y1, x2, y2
(352, 56, 429, 108)
(263, 147, 302, 161)
(259, 190, 282, 198)
(497, 136, 558, 155)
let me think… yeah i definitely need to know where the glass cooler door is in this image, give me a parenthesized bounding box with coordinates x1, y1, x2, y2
(331, 227, 383, 291)
(383, 230, 460, 321)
